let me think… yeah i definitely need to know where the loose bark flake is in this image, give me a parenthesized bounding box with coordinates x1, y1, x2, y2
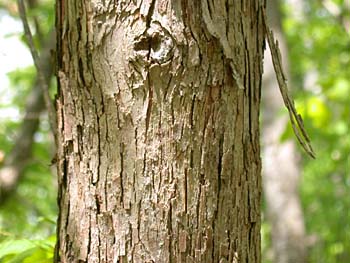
(56, 1, 264, 262)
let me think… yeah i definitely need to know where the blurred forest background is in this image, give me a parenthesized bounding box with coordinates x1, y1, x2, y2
(0, 0, 349, 262)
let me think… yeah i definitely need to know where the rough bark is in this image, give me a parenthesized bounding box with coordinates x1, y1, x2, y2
(0, 30, 55, 203)
(262, 0, 307, 262)
(55, 1, 265, 262)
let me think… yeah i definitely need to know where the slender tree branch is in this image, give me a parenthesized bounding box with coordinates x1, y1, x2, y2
(17, 0, 57, 138)
(27, 0, 44, 44)
(0, 31, 55, 203)
(0, 0, 56, 202)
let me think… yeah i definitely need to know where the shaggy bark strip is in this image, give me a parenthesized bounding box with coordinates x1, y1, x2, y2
(262, 1, 308, 262)
(55, 1, 264, 262)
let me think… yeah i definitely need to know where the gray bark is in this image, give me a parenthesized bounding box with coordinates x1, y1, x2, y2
(55, 1, 265, 262)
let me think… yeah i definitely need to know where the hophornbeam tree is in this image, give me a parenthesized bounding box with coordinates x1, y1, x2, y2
(54, 0, 313, 262)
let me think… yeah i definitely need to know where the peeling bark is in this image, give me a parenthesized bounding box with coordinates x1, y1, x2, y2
(55, 1, 265, 262)
(262, 0, 307, 262)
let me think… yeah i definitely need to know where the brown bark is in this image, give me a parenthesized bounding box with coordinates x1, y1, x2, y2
(55, 1, 265, 262)
(262, 0, 307, 262)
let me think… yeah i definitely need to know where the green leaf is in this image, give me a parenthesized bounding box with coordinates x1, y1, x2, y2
(0, 239, 35, 259)
(305, 97, 331, 128)
(0, 237, 55, 263)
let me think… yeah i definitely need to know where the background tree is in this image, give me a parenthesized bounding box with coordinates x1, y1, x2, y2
(0, 0, 349, 262)
(261, 0, 307, 262)
(283, 0, 350, 262)
(261, 0, 350, 262)
(0, 0, 56, 262)
(0, 30, 54, 203)
(55, 1, 264, 262)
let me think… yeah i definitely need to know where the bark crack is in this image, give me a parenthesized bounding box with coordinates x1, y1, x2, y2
(144, 72, 153, 143)
(120, 142, 124, 206)
(145, 0, 157, 28)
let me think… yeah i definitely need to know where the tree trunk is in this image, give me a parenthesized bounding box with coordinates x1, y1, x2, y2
(55, 1, 265, 262)
(262, 0, 307, 262)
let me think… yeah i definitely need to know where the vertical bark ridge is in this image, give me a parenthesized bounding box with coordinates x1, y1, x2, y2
(56, 1, 264, 262)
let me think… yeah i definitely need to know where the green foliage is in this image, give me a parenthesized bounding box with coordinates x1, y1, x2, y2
(261, 214, 273, 263)
(0, 235, 55, 263)
(1, 1, 349, 262)
(282, 0, 350, 262)
(0, 0, 56, 260)
(7, 66, 36, 112)
(26, 0, 55, 47)
(0, 120, 57, 258)
(0, 137, 57, 236)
